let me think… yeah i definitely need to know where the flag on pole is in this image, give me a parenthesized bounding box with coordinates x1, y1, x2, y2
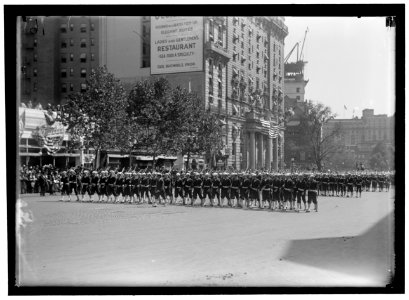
(260, 119, 270, 128)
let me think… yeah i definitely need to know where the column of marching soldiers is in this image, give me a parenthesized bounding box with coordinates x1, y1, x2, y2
(58, 168, 393, 213)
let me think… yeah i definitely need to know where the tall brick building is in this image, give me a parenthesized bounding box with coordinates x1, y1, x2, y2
(19, 16, 100, 106)
(18, 16, 289, 170)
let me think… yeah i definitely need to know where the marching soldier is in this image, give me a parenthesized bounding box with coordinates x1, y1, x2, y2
(306, 175, 319, 212)
(149, 173, 157, 205)
(174, 173, 184, 204)
(68, 169, 80, 201)
(283, 174, 294, 210)
(249, 173, 261, 208)
(240, 173, 251, 208)
(80, 170, 91, 202)
(106, 170, 117, 202)
(230, 173, 241, 208)
(164, 173, 173, 204)
(260, 173, 271, 209)
(220, 173, 232, 207)
(202, 173, 213, 207)
(212, 173, 221, 207)
(346, 174, 354, 198)
(140, 173, 150, 204)
(155, 173, 166, 206)
(59, 171, 69, 201)
(183, 172, 194, 205)
(295, 175, 307, 211)
(271, 174, 280, 210)
(89, 170, 99, 202)
(123, 172, 133, 203)
(98, 170, 108, 202)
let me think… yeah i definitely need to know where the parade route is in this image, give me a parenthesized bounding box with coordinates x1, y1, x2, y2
(16, 190, 394, 287)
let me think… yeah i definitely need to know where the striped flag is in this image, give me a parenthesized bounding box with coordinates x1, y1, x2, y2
(269, 124, 279, 138)
(260, 119, 270, 128)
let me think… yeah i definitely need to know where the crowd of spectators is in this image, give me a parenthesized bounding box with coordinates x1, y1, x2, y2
(19, 164, 65, 195)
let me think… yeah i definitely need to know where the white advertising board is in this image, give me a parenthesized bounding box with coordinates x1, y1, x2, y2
(151, 17, 203, 75)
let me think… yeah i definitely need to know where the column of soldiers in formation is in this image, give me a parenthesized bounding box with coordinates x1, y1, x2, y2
(56, 168, 393, 213)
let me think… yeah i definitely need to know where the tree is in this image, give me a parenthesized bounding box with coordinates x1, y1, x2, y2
(127, 77, 224, 170)
(61, 66, 128, 168)
(298, 101, 343, 171)
(369, 141, 394, 170)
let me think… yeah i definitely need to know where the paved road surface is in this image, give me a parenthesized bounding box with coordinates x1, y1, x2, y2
(16, 190, 394, 287)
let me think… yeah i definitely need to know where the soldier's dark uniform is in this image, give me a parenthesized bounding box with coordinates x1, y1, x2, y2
(131, 174, 140, 201)
(355, 175, 363, 197)
(149, 175, 157, 200)
(98, 172, 108, 198)
(220, 175, 232, 206)
(212, 174, 221, 205)
(164, 175, 172, 199)
(283, 177, 294, 209)
(260, 175, 271, 207)
(90, 172, 99, 198)
(307, 176, 319, 212)
(371, 175, 378, 192)
(183, 175, 193, 203)
(346, 175, 354, 197)
(202, 175, 213, 205)
(174, 175, 184, 202)
(272, 176, 280, 208)
(115, 174, 124, 199)
(156, 174, 166, 202)
(123, 175, 132, 198)
(68, 171, 79, 198)
(106, 173, 117, 199)
(230, 175, 241, 207)
(240, 174, 250, 206)
(249, 175, 261, 205)
(192, 175, 204, 205)
(140, 175, 150, 201)
(338, 175, 346, 197)
(296, 176, 307, 208)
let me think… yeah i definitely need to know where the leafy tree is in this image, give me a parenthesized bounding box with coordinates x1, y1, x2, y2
(369, 141, 394, 170)
(298, 101, 343, 171)
(61, 66, 128, 167)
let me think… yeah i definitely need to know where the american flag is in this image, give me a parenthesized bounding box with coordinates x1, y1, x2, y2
(269, 124, 279, 138)
(260, 119, 270, 128)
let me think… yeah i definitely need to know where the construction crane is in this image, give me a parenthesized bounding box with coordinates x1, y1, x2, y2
(299, 27, 309, 61)
(284, 42, 299, 64)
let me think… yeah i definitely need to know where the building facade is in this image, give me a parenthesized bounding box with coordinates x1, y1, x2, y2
(323, 109, 395, 170)
(19, 16, 100, 107)
(18, 16, 289, 170)
(100, 16, 288, 170)
(283, 60, 313, 169)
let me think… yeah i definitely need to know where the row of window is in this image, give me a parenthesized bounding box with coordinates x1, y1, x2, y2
(60, 23, 95, 33)
(61, 82, 87, 93)
(61, 68, 95, 78)
(61, 53, 95, 63)
(61, 38, 95, 48)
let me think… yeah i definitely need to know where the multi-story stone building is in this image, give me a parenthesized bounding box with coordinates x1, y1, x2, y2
(18, 16, 289, 170)
(323, 109, 395, 170)
(101, 16, 288, 170)
(19, 16, 101, 106)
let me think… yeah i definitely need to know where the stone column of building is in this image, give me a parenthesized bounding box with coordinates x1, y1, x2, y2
(273, 137, 278, 170)
(249, 131, 256, 169)
(258, 133, 264, 169)
(266, 136, 272, 170)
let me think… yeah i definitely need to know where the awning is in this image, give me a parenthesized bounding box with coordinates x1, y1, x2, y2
(108, 154, 129, 158)
(156, 155, 178, 160)
(134, 155, 153, 161)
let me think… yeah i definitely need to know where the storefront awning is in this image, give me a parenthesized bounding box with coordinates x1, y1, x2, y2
(108, 154, 129, 158)
(134, 155, 153, 161)
(156, 155, 178, 160)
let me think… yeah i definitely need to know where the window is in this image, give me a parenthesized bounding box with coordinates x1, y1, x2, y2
(61, 83, 67, 93)
(90, 23, 95, 31)
(60, 24, 67, 33)
(90, 38, 95, 46)
(70, 83, 74, 92)
(70, 53, 74, 61)
(33, 68, 37, 77)
(80, 24, 87, 32)
(70, 23, 74, 31)
(61, 53, 67, 63)
(33, 82, 37, 92)
(33, 39, 37, 47)
(33, 53, 38, 62)
(218, 81, 222, 98)
(296, 96, 300, 101)
(208, 59, 213, 75)
(80, 53, 87, 63)
(61, 39, 67, 48)
(296, 87, 300, 93)
(81, 68, 87, 78)
(209, 78, 213, 95)
(80, 39, 86, 48)
(70, 39, 74, 46)
(232, 142, 236, 155)
(91, 53, 95, 61)
(70, 68, 74, 76)
(80, 83, 87, 92)
(61, 68, 67, 78)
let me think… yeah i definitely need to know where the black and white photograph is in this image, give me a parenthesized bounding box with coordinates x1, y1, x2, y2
(5, 3, 404, 295)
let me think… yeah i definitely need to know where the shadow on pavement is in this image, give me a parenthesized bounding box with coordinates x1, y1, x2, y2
(281, 212, 394, 285)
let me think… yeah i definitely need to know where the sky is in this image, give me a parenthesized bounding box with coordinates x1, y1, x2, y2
(283, 17, 395, 119)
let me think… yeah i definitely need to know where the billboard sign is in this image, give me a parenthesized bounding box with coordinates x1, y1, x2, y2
(151, 16, 203, 75)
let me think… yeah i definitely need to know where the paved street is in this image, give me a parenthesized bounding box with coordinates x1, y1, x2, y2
(17, 190, 394, 287)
